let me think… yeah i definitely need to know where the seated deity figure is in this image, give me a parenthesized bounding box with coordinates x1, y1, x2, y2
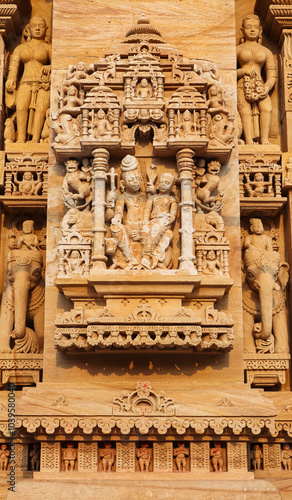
(107, 155, 146, 269)
(250, 444, 262, 470)
(174, 443, 189, 472)
(202, 250, 222, 276)
(0, 444, 10, 471)
(137, 443, 151, 472)
(244, 172, 273, 197)
(62, 159, 92, 210)
(17, 220, 39, 251)
(243, 218, 273, 252)
(93, 109, 112, 139)
(141, 173, 178, 269)
(136, 78, 152, 98)
(177, 110, 197, 137)
(99, 443, 116, 472)
(5, 16, 51, 143)
(65, 250, 85, 275)
(237, 14, 277, 145)
(62, 443, 77, 472)
(13, 171, 42, 196)
(207, 85, 225, 114)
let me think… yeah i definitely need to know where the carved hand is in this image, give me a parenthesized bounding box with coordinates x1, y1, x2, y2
(5, 79, 16, 93)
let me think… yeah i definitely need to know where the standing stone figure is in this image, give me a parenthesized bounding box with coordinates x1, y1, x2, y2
(174, 443, 189, 472)
(99, 443, 116, 472)
(250, 444, 262, 470)
(0, 444, 10, 471)
(210, 442, 224, 472)
(62, 443, 77, 471)
(137, 443, 151, 472)
(5, 16, 51, 143)
(237, 14, 276, 145)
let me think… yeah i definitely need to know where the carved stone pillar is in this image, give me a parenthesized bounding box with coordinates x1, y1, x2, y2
(78, 442, 98, 472)
(91, 148, 110, 272)
(176, 149, 196, 272)
(116, 442, 135, 472)
(15, 444, 28, 471)
(279, 30, 292, 152)
(190, 442, 210, 472)
(263, 444, 281, 471)
(227, 442, 247, 472)
(153, 442, 173, 472)
(40, 442, 61, 472)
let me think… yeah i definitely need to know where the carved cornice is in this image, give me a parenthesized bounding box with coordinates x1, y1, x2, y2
(255, 0, 292, 44)
(0, 0, 31, 46)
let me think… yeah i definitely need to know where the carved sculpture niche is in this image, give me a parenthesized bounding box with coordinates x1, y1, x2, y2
(237, 15, 277, 146)
(242, 218, 290, 387)
(0, 219, 45, 354)
(5, 16, 51, 144)
(54, 16, 235, 354)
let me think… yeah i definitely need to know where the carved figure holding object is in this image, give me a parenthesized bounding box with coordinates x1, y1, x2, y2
(5, 16, 51, 143)
(210, 442, 223, 472)
(174, 443, 189, 472)
(237, 14, 276, 144)
(137, 443, 151, 472)
(100, 443, 115, 472)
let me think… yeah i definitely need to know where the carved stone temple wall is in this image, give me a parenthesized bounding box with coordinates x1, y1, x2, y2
(0, 0, 292, 498)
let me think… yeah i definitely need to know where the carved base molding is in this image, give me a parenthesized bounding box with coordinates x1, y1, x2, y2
(244, 355, 290, 387)
(0, 355, 43, 386)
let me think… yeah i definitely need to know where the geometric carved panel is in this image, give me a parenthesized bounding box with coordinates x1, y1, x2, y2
(116, 443, 135, 472)
(190, 442, 210, 472)
(153, 443, 173, 472)
(78, 442, 98, 472)
(40, 442, 61, 472)
(15, 444, 29, 471)
(227, 442, 247, 472)
(263, 444, 281, 470)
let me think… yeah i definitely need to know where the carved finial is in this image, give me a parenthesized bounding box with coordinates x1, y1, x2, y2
(137, 14, 150, 25)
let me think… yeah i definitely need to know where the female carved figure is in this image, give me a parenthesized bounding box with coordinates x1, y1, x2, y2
(5, 16, 51, 143)
(0, 444, 10, 471)
(174, 443, 189, 472)
(237, 14, 276, 145)
(137, 443, 151, 472)
(99, 443, 115, 471)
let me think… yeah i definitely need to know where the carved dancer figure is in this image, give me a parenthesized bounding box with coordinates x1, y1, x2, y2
(100, 443, 115, 472)
(62, 443, 77, 471)
(141, 173, 178, 269)
(136, 78, 152, 98)
(174, 443, 189, 472)
(93, 109, 112, 139)
(250, 444, 262, 470)
(202, 250, 222, 276)
(195, 160, 223, 212)
(237, 14, 276, 145)
(107, 155, 146, 269)
(5, 16, 51, 143)
(62, 159, 92, 210)
(0, 445, 10, 471)
(210, 442, 223, 472)
(243, 218, 290, 354)
(30, 444, 40, 471)
(13, 171, 42, 196)
(244, 172, 273, 197)
(137, 443, 151, 472)
(282, 444, 292, 470)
